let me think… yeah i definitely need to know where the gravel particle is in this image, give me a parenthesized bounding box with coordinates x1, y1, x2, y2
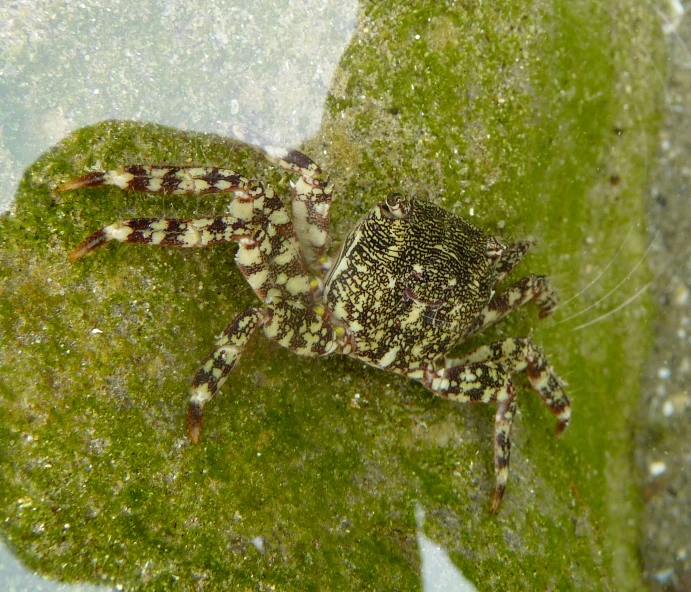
(649, 461, 667, 478)
(672, 283, 689, 306)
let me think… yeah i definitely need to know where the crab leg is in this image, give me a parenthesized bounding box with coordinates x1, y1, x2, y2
(60, 166, 283, 242)
(421, 337, 570, 510)
(60, 148, 333, 267)
(448, 338, 570, 430)
(493, 387, 517, 511)
(64, 167, 317, 304)
(188, 307, 265, 444)
(64, 158, 340, 440)
(60, 165, 269, 197)
(462, 274, 558, 340)
(283, 157, 332, 267)
(228, 126, 334, 265)
(68, 215, 251, 261)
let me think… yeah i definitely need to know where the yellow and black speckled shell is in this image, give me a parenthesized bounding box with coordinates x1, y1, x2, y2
(324, 198, 501, 373)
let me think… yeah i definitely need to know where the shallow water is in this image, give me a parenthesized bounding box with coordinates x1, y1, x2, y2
(0, 1, 666, 589)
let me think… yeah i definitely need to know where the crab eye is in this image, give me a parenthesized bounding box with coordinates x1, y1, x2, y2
(384, 192, 411, 219)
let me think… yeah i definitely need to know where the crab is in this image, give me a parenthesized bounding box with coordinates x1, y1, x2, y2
(60, 135, 570, 511)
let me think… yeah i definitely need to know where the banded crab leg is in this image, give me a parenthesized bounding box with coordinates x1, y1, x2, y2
(459, 238, 558, 339)
(188, 307, 265, 444)
(62, 129, 334, 267)
(272, 149, 332, 268)
(462, 274, 559, 340)
(421, 337, 570, 511)
(67, 215, 251, 262)
(61, 145, 333, 269)
(62, 163, 338, 440)
(61, 166, 313, 304)
(229, 126, 334, 267)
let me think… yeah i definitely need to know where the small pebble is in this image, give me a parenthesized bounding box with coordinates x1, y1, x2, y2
(649, 461, 667, 478)
(658, 367, 671, 380)
(665, 391, 691, 416)
(251, 536, 264, 553)
(653, 567, 674, 584)
(672, 284, 689, 306)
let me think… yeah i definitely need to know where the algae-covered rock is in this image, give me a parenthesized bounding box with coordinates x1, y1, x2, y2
(0, 0, 662, 589)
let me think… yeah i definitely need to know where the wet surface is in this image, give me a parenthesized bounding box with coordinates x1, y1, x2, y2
(0, 1, 667, 589)
(0, 0, 357, 212)
(637, 5, 691, 590)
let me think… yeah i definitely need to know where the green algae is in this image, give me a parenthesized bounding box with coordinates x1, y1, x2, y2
(0, 0, 663, 589)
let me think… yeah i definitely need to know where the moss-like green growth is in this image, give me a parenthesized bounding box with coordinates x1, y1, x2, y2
(0, 0, 662, 589)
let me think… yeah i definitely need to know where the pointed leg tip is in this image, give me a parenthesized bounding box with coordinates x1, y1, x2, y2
(58, 180, 82, 193)
(490, 487, 505, 513)
(188, 425, 202, 445)
(187, 401, 203, 444)
(554, 420, 569, 438)
(68, 229, 109, 262)
(537, 296, 559, 318)
(554, 407, 571, 438)
(60, 179, 93, 193)
(538, 307, 555, 319)
(68, 245, 88, 263)
(60, 172, 107, 193)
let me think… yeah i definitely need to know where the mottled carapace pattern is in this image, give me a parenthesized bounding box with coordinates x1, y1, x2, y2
(61, 137, 570, 511)
(324, 197, 502, 372)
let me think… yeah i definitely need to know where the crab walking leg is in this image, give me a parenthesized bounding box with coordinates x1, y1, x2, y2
(421, 359, 517, 509)
(62, 164, 292, 262)
(60, 165, 304, 260)
(188, 308, 265, 444)
(462, 275, 559, 340)
(60, 165, 273, 198)
(263, 300, 339, 357)
(449, 338, 571, 433)
(493, 388, 517, 512)
(232, 195, 314, 306)
(255, 147, 333, 266)
(229, 125, 334, 265)
(60, 153, 332, 266)
(64, 163, 314, 306)
(421, 338, 570, 509)
(69, 215, 250, 261)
